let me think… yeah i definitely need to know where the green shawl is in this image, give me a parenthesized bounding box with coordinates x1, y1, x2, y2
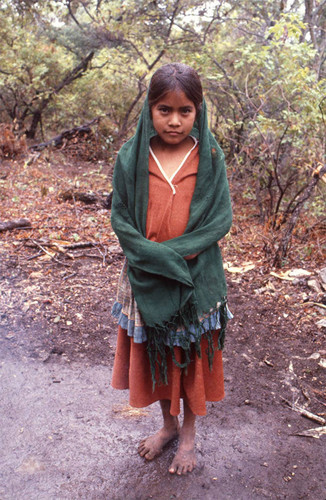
(111, 97, 232, 386)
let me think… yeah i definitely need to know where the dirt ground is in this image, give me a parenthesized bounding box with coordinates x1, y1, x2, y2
(0, 153, 325, 499)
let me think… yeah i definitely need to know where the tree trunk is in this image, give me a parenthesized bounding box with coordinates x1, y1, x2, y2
(26, 52, 95, 139)
(273, 165, 326, 267)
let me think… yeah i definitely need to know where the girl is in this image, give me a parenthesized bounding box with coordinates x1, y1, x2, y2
(111, 63, 232, 475)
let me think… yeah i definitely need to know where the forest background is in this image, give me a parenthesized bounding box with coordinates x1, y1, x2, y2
(1, 3, 326, 497)
(0, 0, 325, 266)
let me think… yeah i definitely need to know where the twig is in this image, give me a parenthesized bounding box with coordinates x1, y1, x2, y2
(94, 244, 107, 266)
(63, 272, 77, 281)
(72, 253, 103, 260)
(31, 239, 70, 267)
(31, 240, 55, 258)
(281, 397, 326, 425)
(302, 302, 326, 310)
(299, 384, 311, 405)
(72, 192, 78, 219)
(26, 251, 43, 261)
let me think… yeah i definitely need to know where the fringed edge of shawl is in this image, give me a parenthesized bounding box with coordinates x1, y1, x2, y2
(146, 297, 229, 391)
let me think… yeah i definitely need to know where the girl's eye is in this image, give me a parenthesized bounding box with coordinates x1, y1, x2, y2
(157, 106, 169, 114)
(156, 106, 194, 115)
(181, 108, 194, 115)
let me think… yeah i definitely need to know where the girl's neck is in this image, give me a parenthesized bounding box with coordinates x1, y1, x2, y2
(150, 135, 195, 154)
(150, 136, 197, 180)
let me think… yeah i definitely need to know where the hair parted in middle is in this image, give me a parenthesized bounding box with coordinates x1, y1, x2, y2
(148, 63, 203, 114)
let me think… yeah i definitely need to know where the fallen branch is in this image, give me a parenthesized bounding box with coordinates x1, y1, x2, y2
(281, 397, 326, 425)
(30, 118, 100, 152)
(294, 426, 326, 439)
(24, 238, 122, 254)
(25, 239, 102, 251)
(63, 242, 96, 250)
(23, 238, 122, 266)
(59, 190, 98, 204)
(0, 219, 31, 232)
(58, 189, 112, 208)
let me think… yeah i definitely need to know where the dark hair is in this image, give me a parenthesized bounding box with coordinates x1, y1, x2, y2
(148, 63, 203, 114)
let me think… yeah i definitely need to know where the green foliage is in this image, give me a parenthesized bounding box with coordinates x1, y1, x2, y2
(183, 11, 326, 228)
(0, 3, 74, 133)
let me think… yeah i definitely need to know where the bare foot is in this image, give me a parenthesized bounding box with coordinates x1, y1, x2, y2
(169, 428, 196, 475)
(138, 425, 179, 461)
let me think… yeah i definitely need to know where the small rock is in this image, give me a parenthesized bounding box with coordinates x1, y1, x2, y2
(317, 318, 326, 329)
(318, 358, 326, 369)
(316, 306, 326, 316)
(108, 245, 121, 253)
(319, 267, 326, 287)
(17, 456, 45, 473)
(307, 279, 322, 294)
(29, 271, 44, 279)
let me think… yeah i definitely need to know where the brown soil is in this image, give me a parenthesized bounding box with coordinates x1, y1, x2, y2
(0, 151, 325, 499)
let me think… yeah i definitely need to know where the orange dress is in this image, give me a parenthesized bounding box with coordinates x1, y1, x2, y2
(111, 142, 225, 416)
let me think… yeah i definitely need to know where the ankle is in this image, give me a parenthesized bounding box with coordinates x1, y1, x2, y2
(180, 424, 196, 442)
(163, 416, 179, 432)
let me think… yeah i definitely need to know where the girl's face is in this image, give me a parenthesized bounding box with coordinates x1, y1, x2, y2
(151, 90, 197, 146)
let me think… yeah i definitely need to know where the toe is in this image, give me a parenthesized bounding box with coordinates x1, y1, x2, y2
(169, 461, 177, 474)
(138, 445, 148, 457)
(182, 465, 189, 475)
(176, 464, 183, 475)
(138, 440, 146, 450)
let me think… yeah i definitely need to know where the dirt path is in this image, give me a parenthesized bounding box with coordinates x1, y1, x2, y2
(1, 255, 325, 499)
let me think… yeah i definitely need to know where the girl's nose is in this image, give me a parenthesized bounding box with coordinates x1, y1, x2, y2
(168, 112, 181, 126)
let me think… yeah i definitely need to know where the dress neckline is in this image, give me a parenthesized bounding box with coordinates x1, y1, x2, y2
(149, 136, 198, 195)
